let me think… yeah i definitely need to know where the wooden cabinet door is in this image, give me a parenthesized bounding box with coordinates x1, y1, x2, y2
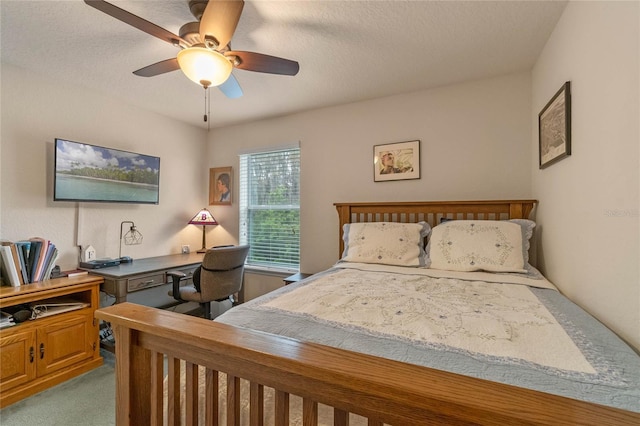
(36, 312, 94, 377)
(0, 328, 36, 392)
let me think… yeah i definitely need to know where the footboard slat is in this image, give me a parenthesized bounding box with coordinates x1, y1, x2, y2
(227, 374, 240, 426)
(150, 350, 163, 426)
(302, 398, 318, 426)
(334, 409, 348, 426)
(205, 368, 219, 426)
(185, 362, 198, 425)
(250, 382, 264, 426)
(274, 390, 289, 426)
(167, 356, 180, 426)
(96, 303, 640, 426)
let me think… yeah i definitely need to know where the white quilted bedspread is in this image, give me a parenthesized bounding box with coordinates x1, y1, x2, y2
(262, 266, 595, 374)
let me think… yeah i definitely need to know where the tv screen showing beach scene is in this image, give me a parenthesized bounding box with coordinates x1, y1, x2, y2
(54, 138, 160, 204)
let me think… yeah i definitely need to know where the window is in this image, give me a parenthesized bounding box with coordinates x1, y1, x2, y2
(239, 146, 300, 270)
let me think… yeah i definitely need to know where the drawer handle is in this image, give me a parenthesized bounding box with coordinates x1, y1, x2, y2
(30, 346, 34, 363)
(40, 343, 45, 359)
(142, 280, 155, 285)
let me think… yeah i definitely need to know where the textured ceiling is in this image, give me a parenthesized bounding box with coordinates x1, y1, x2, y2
(1, 1, 567, 129)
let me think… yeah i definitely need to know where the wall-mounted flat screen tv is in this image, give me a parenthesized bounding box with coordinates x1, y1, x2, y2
(54, 138, 160, 204)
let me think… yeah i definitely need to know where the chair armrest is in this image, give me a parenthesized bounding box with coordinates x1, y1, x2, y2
(167, 270, 187, 302)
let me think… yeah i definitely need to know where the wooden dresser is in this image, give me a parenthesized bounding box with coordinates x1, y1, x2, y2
(0, 275, 103, 408)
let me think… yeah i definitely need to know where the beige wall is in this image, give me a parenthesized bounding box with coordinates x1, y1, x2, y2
(0, 64, 209, 269)
(207, 72, 534, 274)
(532, 1, 639, 349)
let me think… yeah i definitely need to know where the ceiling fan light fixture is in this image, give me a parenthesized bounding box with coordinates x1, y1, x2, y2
(177, 47, 232, 88)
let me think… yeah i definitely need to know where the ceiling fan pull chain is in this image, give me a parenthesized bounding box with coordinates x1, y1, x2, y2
(203, 86, 211, 131)
(204, 86, 208, 123)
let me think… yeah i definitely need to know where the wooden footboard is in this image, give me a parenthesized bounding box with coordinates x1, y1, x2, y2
(96, 303, 638, 426)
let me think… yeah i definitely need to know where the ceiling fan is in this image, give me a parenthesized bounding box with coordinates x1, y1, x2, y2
(84, 0, 300, 99)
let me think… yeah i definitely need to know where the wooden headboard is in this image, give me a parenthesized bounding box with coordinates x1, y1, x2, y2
(334, 200, 537, 256)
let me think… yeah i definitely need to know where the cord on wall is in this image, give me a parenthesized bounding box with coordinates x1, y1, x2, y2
(75, 202, 82, 247)
(75, 202, 83, 262)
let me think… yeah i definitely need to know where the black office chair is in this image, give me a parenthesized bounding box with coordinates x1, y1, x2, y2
(167, 245, 249, 319)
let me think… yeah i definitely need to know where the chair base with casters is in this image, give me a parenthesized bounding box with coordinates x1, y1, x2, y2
(167, 245, 249, 320)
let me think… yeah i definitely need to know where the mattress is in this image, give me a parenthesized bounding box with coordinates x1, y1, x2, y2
(217, 263, 640, 413)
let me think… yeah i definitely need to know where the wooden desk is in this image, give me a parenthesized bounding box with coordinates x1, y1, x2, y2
(85, 253, 204, 308)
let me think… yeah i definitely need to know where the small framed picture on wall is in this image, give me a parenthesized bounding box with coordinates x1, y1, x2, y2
(373, 140, 421, 182)
(209, 166, 232, 205)
(539, 81, 571, 169)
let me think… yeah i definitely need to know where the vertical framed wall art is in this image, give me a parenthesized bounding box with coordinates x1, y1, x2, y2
(373, 140, 421, 182)
(539, 81, 571, 169)
(209, 166, 232, 205)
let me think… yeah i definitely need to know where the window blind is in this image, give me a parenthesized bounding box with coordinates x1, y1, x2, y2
(239, 147, 300, 270)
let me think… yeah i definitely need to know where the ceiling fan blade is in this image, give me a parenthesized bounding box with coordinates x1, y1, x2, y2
(199, 0, 245, 50)
(218, 73, 243, 98)
(133, 58, 180, 77)
(227, 51, 300, 76)
(84, 0, 187, 47)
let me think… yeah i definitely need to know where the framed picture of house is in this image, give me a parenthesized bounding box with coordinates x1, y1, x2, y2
(209, 167, 232, 205)
(539, 81, 571, 169)
(373, 140, 421, 182)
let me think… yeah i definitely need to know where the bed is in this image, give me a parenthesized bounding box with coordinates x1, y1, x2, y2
(95, 200, 640, 425)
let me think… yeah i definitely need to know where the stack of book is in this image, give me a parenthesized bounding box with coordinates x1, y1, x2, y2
(0, 238, 59, 287)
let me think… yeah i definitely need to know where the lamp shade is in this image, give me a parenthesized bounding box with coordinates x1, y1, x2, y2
(189, 208, 218, 226)
(177, 47, 233, 88)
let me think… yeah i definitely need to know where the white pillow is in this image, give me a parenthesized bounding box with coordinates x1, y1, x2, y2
(509, 219, 536, 265)
(341, 222, 430, 267)
(428, 220, 526, 273)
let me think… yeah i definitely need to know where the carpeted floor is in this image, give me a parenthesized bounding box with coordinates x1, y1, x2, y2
(0, 349, 116, 426)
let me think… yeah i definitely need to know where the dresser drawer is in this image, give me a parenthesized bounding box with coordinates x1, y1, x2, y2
(127, 273, 165, 292)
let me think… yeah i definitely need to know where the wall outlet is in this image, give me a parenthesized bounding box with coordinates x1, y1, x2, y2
(181, 245, 190, 254)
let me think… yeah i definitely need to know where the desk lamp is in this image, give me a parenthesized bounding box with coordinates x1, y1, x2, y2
(119, 221, 143, 262)
(189, 208, 218, 253)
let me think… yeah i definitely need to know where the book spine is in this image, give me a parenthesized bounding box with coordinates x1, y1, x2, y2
(0, 243, 21, 287)
(18, 242, 32, 283)
(28, 240, 42, 283)
(8, 242, 25, 285)
(15, 242, 30, 284)
(0, 249, 12, 286)
(42, 247, 58, 281)
(33, 239, 49, 282)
